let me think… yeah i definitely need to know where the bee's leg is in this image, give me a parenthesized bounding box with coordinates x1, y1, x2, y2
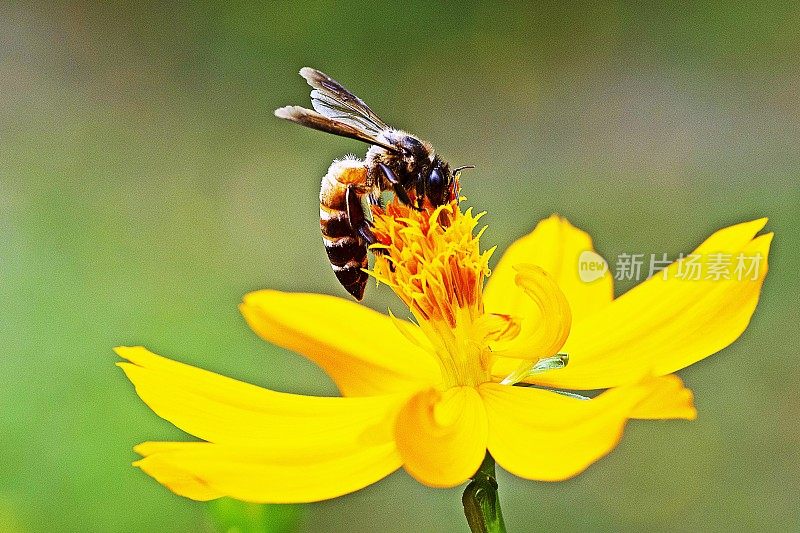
(357, 224, 378, 247)
(367, 192, 384, 210)
(346, 184, 377, 245)
(378, 163, 420, 210)
(347, 185, 395, 272)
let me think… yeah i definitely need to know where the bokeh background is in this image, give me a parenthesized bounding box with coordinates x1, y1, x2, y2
(2, 2, 798, 532)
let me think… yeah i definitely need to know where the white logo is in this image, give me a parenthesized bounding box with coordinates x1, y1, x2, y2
(578, 250, 608, 282)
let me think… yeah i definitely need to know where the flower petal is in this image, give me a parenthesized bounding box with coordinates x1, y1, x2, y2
(132, 442, 225, 501)
(484, 214, 613, 322)
(117, 346, 404, 501)
(514, 219, 772, 390)
(627, 374, 697, 420)
(117, 346, 407, 445)
(395, 387, 488, 488)
(133, 440, 400, 503)
(240, 290, 440, 396)
(479, 375, 696, 482)
(489, 264, 572, 360)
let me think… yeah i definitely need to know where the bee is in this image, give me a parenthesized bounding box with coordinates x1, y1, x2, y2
(275, 67, 469, 300)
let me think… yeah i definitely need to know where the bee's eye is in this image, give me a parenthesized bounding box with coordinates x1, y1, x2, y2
(426, 167, 448, 205)
(429, 167, 444, 188)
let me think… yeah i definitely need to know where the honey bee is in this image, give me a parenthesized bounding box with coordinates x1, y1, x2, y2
(275, 67, 469, 300)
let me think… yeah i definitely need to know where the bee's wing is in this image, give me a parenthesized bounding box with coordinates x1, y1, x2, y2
(274, 105, 398, 152)
(299, 67, 390, 137)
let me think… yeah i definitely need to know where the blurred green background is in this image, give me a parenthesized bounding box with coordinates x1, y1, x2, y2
(2, 1, 798, 531)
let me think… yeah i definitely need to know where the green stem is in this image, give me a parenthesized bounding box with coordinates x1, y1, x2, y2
(462, 452, 507, 533)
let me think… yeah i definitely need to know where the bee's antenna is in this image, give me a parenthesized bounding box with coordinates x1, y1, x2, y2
(453, 165, 475, 174)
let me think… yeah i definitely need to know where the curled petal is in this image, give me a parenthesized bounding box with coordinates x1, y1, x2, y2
(490, 264, 572, 360)
(513, 219, 773, 390)
(117, 346, 405, 502)
(240, 290, 440, 396)
(472, 313, 521, 344)
(479, 375, 696, 482)
(395, 387, 488, 488)
(484, 214, 613, 322)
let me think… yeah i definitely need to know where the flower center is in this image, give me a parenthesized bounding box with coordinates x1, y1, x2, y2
(370, 201, 518, 388)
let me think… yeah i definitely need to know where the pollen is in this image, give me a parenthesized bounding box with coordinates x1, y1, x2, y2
(370, 200, 495, 326)
(369, 200, 512, 388)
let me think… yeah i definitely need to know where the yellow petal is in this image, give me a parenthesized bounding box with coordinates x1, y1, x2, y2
(628, 374, 697, 420)
(118, 346, 405, 502)
(133, 440, 400, 503)
(489, 264, 572, 360)
(395, 387, 487, 488)
(516, 219, 772, 390)
(132, 442, 225, 501)
(484, 214, 613, 322)
(479, 376, 695, 482)
(240, 290, 440, 396)
(116, 346, 407, 446)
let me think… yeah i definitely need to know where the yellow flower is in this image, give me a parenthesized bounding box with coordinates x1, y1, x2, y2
(117, 201, 772, 502)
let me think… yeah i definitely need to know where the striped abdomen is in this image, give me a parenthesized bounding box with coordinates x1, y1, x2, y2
(319, 158, 371, 300)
